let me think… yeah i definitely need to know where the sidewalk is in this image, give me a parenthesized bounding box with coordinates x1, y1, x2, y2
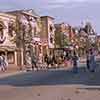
(0, 71, 25, 78)
(0, 65, 26, 78)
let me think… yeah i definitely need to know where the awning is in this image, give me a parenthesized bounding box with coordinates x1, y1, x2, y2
(0, 46, 17, 52)
(33, 37, 40, 42)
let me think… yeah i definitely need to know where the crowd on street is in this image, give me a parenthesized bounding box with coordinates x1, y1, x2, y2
(29, 48, 98, 73)
(0, 48, 99, 73)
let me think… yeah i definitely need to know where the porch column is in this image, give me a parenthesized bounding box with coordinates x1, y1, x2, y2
(14, 51, 17, 66)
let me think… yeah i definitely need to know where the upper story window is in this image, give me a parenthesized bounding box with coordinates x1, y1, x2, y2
(8, 20, 16, 37)
(0, 21, 6, 44)
(49, 25, 53, 33)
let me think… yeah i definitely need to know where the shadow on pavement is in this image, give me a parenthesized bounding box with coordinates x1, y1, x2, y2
(77, 87, 100, 91)
(0, 64, 100, 87)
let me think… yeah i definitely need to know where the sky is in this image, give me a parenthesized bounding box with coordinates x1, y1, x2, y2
(0, 0, 100, 34)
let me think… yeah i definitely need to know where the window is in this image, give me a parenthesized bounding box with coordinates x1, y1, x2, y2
(7, 52, 14, 64)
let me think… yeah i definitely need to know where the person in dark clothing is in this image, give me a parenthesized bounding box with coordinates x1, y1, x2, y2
(52, 54, 57, 67)
(89, 50, 96, 72)
(31, 55, 38, 70)
(46, 54, 52, 68)
(44, 54, 48, 64)
(86, 51, 90, 71)
(72, 51, 79, 73)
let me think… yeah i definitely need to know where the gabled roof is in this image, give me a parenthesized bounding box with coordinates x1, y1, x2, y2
(41, 16, 54, 20)
(6, 9, 40, 18)
(22, 9, 40, 18)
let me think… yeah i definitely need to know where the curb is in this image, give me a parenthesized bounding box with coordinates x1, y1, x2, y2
(0, 71, 26, 79)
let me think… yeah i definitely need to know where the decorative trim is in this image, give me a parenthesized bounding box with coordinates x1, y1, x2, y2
(0, 36, 6, 44)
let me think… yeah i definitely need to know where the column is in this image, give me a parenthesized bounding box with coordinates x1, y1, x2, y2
(14, 51, 17, 66)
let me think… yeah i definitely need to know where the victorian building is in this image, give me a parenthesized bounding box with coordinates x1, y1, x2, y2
(40, 16, 55, 56)
(73, 22, 97, 56)
(55, 22, 76, 48)
(7, 9, 42, 68)
(97, 35, 100, 52)
(0, 12, 18, 67)
(55, 22, 75, 56)
(0, 9, 56, 69)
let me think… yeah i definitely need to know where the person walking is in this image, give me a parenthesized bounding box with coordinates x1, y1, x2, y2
(0, 55, 3, 71)
(38, 53, 43, 69)
(89, 50, 96, 72)
(2, 54, 8, 71)
(0, 54, 8, 72)
(31, 54, 38, 71)
(25, 51, 32, 71)
(47, 54, 52, 69)
(86, 51, 90, 71)
(72, 51, 79, 73)
(52, 54, 57, 68)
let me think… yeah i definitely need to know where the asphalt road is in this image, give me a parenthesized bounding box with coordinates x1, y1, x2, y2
(0, 64, 100, 100)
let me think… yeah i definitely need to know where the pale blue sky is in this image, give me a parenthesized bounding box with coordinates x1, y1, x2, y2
(0, 0, 100, 34)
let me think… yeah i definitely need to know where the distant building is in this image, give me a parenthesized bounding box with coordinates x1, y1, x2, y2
(73, 22, 97, 56)
(97, 35, 100, 52)
(55, 22, 75, 49)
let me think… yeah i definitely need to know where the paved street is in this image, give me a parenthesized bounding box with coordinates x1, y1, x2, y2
(0, 63, 100, 100)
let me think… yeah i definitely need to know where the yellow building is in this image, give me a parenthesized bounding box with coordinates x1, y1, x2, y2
(7, 9, 41, 67)
(0, 12, 18, 68)
(0, 10, 56, 69)
(40, 16, 55, 55)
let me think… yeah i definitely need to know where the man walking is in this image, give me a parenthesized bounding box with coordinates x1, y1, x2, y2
(72, 51, 79, 73)
(86, 51, 90, 71)
(89, 50, 96, 72)
(31, 54, 38, 71)
(0, 54, 8, 72)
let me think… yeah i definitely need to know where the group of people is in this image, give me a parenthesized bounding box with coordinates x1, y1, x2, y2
(0, 49, 97, 72)
(43, 49, 97, 73)
(44, 52, 73, 69)
(44, 53, 64, 68)
(0, 54, 8, 72)
(70, 49, 97, 73)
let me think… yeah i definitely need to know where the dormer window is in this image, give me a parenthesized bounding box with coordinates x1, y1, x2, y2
(8, 21, 16, 37)
(0, 22, 6, 44)
(49, 25, 53, 32)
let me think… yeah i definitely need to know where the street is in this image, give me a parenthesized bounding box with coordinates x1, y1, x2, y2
(0, 63, 100, 100)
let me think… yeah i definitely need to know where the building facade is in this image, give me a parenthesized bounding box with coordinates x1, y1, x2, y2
(40, 16, 55, 56)
(0, 9, 44, 69)
(0, 10, 56, 68)
(55, 23, 75, 50)
(0, 12, 18, 67)
(7, 9, 42, 68)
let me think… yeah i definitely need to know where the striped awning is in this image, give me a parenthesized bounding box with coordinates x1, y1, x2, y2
(0, 46, 17, 51)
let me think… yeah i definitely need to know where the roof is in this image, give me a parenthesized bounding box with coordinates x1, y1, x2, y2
(6, 9, 40, 18)
(0, 46, 17, 51)
(41, 16, 54, 20)
(22, 9, 40, 17)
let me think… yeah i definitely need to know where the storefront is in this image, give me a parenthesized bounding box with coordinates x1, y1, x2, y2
(0, 46, 18, 65)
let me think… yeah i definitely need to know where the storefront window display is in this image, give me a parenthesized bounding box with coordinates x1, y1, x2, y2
(7, 52, 14, 64)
